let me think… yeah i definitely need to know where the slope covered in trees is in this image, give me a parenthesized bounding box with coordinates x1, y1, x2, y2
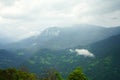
(0, 67, 87, 80)
(23, 34, 120, 80)
(86, 34, 120, 80)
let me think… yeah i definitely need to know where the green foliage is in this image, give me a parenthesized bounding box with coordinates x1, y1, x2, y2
(68, 67, 88, 80)
(0, 67, 88, 80)
(55, 72, 63, 80)
(42, 69, 63, 80)
(0, 68, 36, 80)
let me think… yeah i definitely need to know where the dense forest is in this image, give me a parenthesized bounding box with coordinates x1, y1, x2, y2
(0, 67, 87, 80)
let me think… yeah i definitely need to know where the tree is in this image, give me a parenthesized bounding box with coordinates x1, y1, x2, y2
(55, 71, 63, 80)
(68, 67, 88, 80)
(44, 68, 63, 80)
(0, 68, 36, 80)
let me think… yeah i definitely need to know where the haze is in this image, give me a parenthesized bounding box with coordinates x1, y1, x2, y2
(0, 0, 120, 41)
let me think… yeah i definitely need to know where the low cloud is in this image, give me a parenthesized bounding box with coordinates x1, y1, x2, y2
(15, 31, 40, 41)
(69, 49, 95, 57)
(75, 49, 95, 57)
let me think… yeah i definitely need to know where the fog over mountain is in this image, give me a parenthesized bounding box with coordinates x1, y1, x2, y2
(4, 24, 120, 50)
(0, 0, 120, 42)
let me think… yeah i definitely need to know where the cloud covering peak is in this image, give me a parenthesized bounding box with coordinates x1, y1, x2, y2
(0, 0, 120, 40)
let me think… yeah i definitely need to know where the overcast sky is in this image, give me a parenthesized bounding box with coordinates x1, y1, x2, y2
(0, 0, 120, 41)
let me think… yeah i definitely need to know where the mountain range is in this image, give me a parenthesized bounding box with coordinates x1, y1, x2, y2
(5, 24, 120, 50)
(0, 24, 120, 80)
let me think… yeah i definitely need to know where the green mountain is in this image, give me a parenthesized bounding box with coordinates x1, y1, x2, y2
(0, 25, 120, 80)
(22, 34, 120, 80)
(86, 34, 120, 80)
(0, 49, 30, 69)
(0, 49, 18, 68)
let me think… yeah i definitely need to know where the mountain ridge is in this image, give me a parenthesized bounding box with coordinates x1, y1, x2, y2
(5, 24, 120, 50)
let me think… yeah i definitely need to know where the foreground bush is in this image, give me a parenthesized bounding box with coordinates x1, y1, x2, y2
(68, 67, 88, 80)
(0, 68, 36, 80)
(0, 67, 88, 80)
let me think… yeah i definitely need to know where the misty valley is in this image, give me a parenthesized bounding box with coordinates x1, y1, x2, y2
(0, 25, 120, 80)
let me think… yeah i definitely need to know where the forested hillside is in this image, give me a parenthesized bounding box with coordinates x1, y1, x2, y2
(0, 27, 120, 80)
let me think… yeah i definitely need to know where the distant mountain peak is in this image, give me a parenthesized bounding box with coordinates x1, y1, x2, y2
(40, 27, 61, 38)
(4, 25, 120, 50)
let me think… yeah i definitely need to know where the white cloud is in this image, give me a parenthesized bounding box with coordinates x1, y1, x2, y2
(0, 0, 15, 6)
(75, 49, 95, 57)
(0, 0, 120, 25)
(0, 16, 7, 23)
